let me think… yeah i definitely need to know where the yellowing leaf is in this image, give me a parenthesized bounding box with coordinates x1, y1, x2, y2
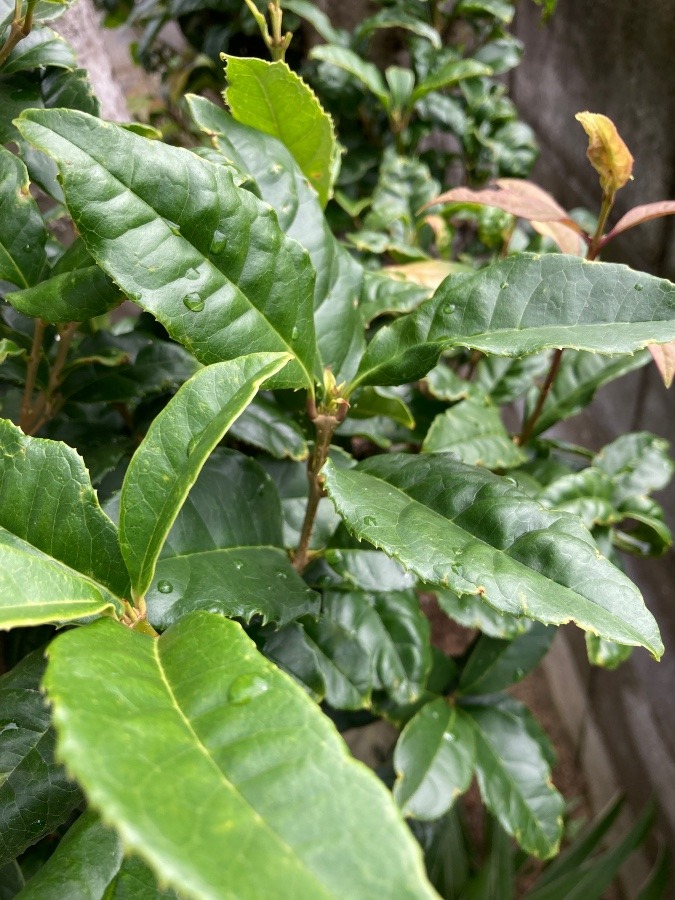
(575, 112, 634, 195)
(649, 341, 675, 388)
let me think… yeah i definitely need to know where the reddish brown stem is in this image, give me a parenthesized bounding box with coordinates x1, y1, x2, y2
(518, 348, 563, 446)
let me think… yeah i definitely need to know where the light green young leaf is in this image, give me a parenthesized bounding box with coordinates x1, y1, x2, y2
(186, 95, 364, 386)
(44, 613, 437, 899)
(322, 454, 663, 657)
(0, 650, 81, 864)
(119, 352, 291, 601)
(0, 418, 127, 597)
(145, 451, 318, 630)
(412, 59, 492, 102)
(394, 699, 475, 820)
(352, 254, 675, 388)
(224, 56, 339, 208)
(0, 146, 48, 289)
(464, 698, 564, 858)
(423, 395, 525, 469)
(585, 633, 633, 670)
(16, 109, 317, 390)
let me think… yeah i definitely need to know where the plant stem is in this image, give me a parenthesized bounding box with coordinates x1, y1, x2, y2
(293, 397, 346, 573)
(587, 191, 614, 261)
(242, 0, 291, 62)
(517, 347, 563, 446)
(0, 0, 38, 67)
(19, 318, 45, 432)
(23, 321, 78, 435)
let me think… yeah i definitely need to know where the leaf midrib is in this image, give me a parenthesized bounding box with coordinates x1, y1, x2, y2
(150, 639, 335, 899)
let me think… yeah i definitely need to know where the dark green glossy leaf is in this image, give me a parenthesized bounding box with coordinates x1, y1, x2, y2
(412, 59, 492, 102)
(0, 146, 47, 289)
(187, 95, 364, 385)
(359, 270, 430, 325)
(394, 698, 475, 820)
(352, 255, 675, 388)
(300, 613, 373, 710)
(461, 818, 514, 900)
(525, 350, 650, 437)
(322, 453, 663, 656)
(463, 698, 563, 858)
(423, 395, 525, 469)
(229, 393, 308, 460)
(474, 353, 550, 405)
(410, 806, 470, 900)
(322, 589, 431, 704)
(1, 27, 76, 74)
(6, 265, 122, 323)
(351, 387, 415, 428)
(0, 417, 126, 598)
(17, 109, 317, 390)
(119, 352, 291, 600)
(145, 451, 318, 630)
(458, 623, 554, 695)
(44, 614, 436, 898)
(537, 468, 618, 529)
(0, 650, 80, 864)
(283, 0, 347, 45)
(355, 10, 441, 48)
(262, 622, 327, 701)
(224, 56, 338, 207)
(436, 588, 530, 639)
(17, 811, 178, 898)
(424, 363, 471, 402)
(325, 539, 417, 593)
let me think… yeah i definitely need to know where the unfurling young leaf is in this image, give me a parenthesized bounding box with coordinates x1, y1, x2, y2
(575, 111, 634, 195)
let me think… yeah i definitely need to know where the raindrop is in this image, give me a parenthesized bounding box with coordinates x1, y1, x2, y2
(291, 327, 299, 340)
(270, 164, 283, 175)
(185, 267, 200, 281)
(276, 572, 288, 580)
(443, 731, 456, 742)
(183, 292, 205, 312)
(210, 230, 227, 253)
(500, 282, 509, 290)
(0, 722, 19, 736)
(186, 434, 201, 456)
(157, 580, 173, 594)
(234, 562, 244, 571)
(634, 283, 644, 292)
(443, 303, 456, 314)
(364, 515, 376, 526)
(229, 674, 270, 704)
(165, 220, 181, 236)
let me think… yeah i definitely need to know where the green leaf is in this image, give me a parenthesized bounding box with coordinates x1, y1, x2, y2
(16, 109, 317, 391)
(458, 623, 554, 695)
(464, 698, 564, 858)
(0, 418, 127, 598)
(44, 613, 436, 898)
(16, 811, 178, 898)
(322, 454, 663, 656)
(0, 0, 76, 30)
(6, 264, 122, 323)
(393, 699, 475, 820)
(0, 526, 121, 628)
(186, 96, 364, 385)
(1, 27, 76, 74)
(411, 806, 470, 900)
(585, 634, 633, 670)
(461, 818, 515, 900)
(229, 393, 309, 460)
(224, 56, 338, 208)
(360, 270, 430, 325)
(537, 468, 618, 529)
(436, 588, 531, 639)
(454, 0, 514, 23)
(524, 350, 650, 437)
(300, 614, 374, 710)
(0, 146, 48, 289)
(424, 363, 472, 402)
(593, 432, 674, 501)
(0, 339, 24, 365)
(119, 352, 291, 601)
(355, 10, 442, 48)
(0, 650, 81, 864)
(473, 353, 550, 405)
(325, 537, 417, 593)
(262, 622, 327, 701)
(351, 386, 415, 428)
(145, 451, 318, 630)
(423, 395, 525, 469)
(412, 59, 492, 102)
(322, 589, 431, 704)
(283, 0, 347, 45)
(309, 44, 389, 106)
(352, 255, 675, 388)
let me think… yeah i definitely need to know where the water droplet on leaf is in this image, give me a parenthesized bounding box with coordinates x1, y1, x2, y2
(364, 515, 376, 526)
(157, 580, 173, 594)
(443, 303, 456, 314)
(165, 219, 181, 235)
(183, 292, 205, 312)
(0, 722, 19, 736)
(291, 327, 299, 340)
(234, 561, 244, 571)
(500, 282, 509, 289)
(229, 674, 269, 704)
(634, 283, 643, 291)
(276, 572, 287, 580)
(185, 267, 200, 281)
(443, 731, 455, 742)
(210, 230, 227, 253)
